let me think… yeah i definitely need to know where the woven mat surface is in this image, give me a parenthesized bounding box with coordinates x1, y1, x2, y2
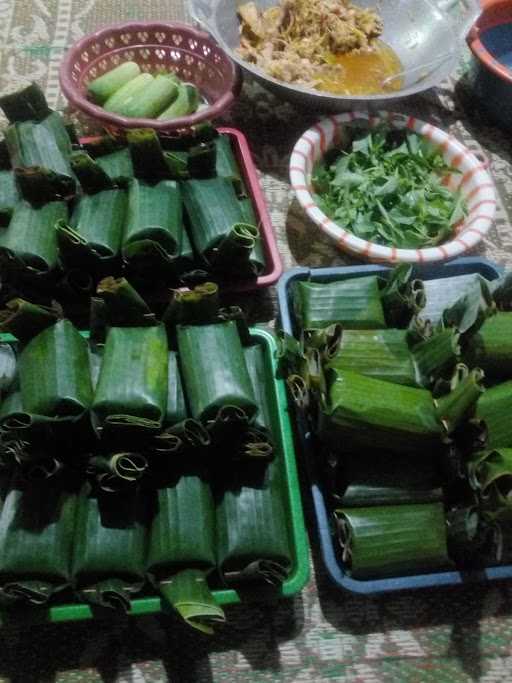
(2, 1, 512, 681)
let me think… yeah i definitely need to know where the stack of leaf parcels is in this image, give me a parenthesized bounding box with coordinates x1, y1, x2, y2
(282, 265, 512, 579)
(0, 83, 266, 315)
(0, 282, 291, 631)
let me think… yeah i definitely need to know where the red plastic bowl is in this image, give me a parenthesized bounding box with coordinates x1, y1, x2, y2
(59, 21, 242, 133)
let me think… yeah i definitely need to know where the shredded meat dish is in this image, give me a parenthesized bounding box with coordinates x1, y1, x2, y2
(236, 0, 384, 89)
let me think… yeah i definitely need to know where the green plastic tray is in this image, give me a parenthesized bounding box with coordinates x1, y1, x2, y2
(0, 327, 309, 624)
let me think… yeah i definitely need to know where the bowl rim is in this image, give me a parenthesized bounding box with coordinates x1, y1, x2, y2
(289, 111, 497, 264)
(467, 0, 512, 85)
(59, 20, 242, 132)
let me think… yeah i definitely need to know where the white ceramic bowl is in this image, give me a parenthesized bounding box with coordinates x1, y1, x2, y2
(290, 111, 497, 264)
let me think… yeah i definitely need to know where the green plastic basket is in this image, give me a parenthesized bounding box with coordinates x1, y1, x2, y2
(0, 327, 309, 624)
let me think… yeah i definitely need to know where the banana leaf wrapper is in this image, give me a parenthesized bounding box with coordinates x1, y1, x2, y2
(72, 486, 147, 610)
(0, 170, 19, 226)
(163, 282, 219, 328)
(5, 112, 75, 202)
(0, 199, 67, 276)
(434, 365, 485, 434)
(127, 128, 171, 181)
(62, 187, 127, 263)
(0, 298, 60, 342)
(490, 270, 512, 310)
(122, 178, 183, 270)
(96, 277, 155, 327)
(148, 476, 224, 633)
(0, 479, 77, 605)
(467, 449, 512, 517)
(95, 148, 133, 185)
(0, 391, 57, 454)
(214, 134, 241, 184)
(330, 450, 443, 507)
(442, 277, 495, 335)
(187, 141, 217, 178)
(380, 265, 425, 328)
(421, 273, 493, 324)
(181, 177, 260, 271)
(216, 463, 292, 586)
(411, 328, 461, 387)
(70, 151, 114, 194)
(464, 313, 512, 379)
(334, 503, 450, 579)
(242, 343, 274, 460)
(321, 368, 442, 454)
(0, 82, 51, 123)
(212, 222, 264, 278)
(293, 277, 386, 331)
(327, 329, 418, 387)
(153, 419, 210, 456)
(177, 321, 257, 423)
(19, 319, 93, 418)
(92, 324, 168, 431)
(446, 505, 490, 565)
(87, 453, 148, 489)
(474, 380, 512, 450)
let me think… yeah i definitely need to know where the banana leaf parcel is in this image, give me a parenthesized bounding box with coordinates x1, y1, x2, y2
(122, 178, 183, 273)
(242, 343, 275, 461)
(147, 473, 225, 633)
(57, 188, 127, 272)
(467, 449, 512, 520)
(464, 313, 512, 379)
(181, 176, 264, 277)
(321, 368, 442, 454)
(293, 277, 386, 332)
(72, 485, 147, 610)
(18, 319, 93, 419)
(0, 478, 77, 605)
(177, 321, 257, 425)
(92, 324, 168, 433)
(474, 381, 512, 450)
(4, 112, 75, 203)
(334, 503, 450, 579)
(216, 463, 292, 586)
(0, 169, 19, 226)
(0, 199, 68, 277)
(327, 329, 418, 387)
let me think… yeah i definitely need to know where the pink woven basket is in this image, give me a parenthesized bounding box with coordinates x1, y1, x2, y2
(59, 21, 241, 134)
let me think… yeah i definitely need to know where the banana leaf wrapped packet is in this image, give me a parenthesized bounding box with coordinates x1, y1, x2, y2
(56, 186, 127, 276)
(464, 313, 512, 379)
(0, 167, 19, 227)
(216, 461, 292, 586)
(181, 176, 264, 278)
(18, 319, 93, 419)
(4, 111, 75, 203)
(320, 368, 443, 454)
(92, 324, 168, 434)
(0, 200, 68, 279)
(241, 343, 275, 461)
(293, 276, 387, 333)
(0, 476, 77, 605)
(333, 503, 451, 579)
(122, 178, 183, 276)
(467, 449, 512, 518)
(72, 484, 148, 610)
(472, 380, 512, 450)
(177, 321, 257, 429)
(147, 471, 225, 633)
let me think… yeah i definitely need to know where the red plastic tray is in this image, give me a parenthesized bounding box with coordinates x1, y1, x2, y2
(79, 127, 282, 292)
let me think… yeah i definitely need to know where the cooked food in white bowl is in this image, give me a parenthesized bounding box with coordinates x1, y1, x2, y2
(290, 112, 497, 264)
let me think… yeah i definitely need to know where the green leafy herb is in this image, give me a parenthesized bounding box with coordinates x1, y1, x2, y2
(312, 129, 467, 249)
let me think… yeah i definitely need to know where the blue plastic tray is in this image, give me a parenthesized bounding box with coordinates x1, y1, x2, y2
(277, 257, 512, 595)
